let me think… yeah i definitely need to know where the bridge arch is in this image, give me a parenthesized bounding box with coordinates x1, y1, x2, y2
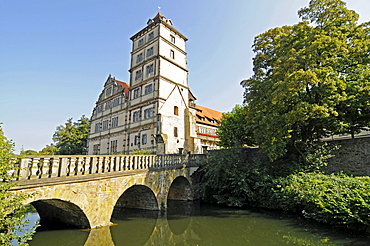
(114, 185, 159, 210)
(31, 199, 90, 229)
(167, 176, 193, 201)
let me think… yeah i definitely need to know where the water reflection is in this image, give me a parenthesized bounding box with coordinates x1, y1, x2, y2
(27, 201, 370, 246)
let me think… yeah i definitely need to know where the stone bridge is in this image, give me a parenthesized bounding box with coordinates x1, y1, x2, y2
(10, 154, 204, 229)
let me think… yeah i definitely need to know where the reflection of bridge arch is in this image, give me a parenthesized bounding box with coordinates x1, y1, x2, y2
(31, 199, 90, 229)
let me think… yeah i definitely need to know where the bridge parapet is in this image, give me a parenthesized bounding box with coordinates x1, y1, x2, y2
(15, 154, 205, 182)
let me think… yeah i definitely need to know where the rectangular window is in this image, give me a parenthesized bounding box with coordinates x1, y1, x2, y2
(110, 140, 117, 153)
(148, 32, 154, 40)
(111, 117, 118, 128)
(144, 84, 153, 94)
(133, 111, 140, 122)
(144, 108, 153, 119)
(102, 120, 109, 131)
(170, 35, 175, 43)
(93, 144, 100, 155)
(136, 53, 143, 63)
(138, 38, 144, 47)
(135, 70, 142, 80)
(95, 123, 101, 133)
(96, 105, 103, 113)
(146, 64, 154, 75)
(133, 88, 141, 99)
(134, 135, 140, 145)
(142, 134, 147, 145)
(106, 87, 112, 96)
(147, 47, 153, 57)
(170, 50, 175, 59)
(105, 101, 112, 110)
(174, 127, 178, 137)
(174, 106, 179, 116)
(113, 97, 121, 107)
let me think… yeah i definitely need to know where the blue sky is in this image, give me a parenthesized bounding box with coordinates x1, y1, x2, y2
(1, 0, 370, 152)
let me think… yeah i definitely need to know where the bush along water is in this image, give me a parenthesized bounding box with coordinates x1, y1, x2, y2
(196, 148, 370, 235)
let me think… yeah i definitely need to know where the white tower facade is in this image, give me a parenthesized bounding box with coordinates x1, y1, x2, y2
(128, 12, 195, 154)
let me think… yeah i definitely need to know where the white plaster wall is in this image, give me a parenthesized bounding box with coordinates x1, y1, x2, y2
(159, 58, 187, 86)
(159, 24, 186, 51)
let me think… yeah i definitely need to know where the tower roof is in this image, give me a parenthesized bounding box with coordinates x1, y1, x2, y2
(131, 12, 187, 41)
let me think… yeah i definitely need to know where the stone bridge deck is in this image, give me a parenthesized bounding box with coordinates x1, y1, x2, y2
(11, 154, 205, 229)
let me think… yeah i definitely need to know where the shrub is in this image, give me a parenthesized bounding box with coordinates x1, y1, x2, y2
(274, 173, 370, 233)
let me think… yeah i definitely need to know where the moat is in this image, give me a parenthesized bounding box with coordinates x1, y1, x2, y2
(21, 201, 370, 245)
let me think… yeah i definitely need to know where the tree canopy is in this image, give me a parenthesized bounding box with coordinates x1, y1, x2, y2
(52, 116, 90, 155)
(216, 105, 254, 148)
(0, 124, 34, 245)
(241, 0, 370, 161)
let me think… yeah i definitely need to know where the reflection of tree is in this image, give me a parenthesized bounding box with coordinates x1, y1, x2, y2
(82, 203, 366, 245)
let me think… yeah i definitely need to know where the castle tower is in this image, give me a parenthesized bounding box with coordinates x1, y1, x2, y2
(128, 12, 194, 154)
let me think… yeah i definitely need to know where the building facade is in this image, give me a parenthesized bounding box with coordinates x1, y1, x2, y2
(87, 13, 221, 155)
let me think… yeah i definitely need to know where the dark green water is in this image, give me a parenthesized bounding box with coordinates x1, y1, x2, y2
(24, 201, 370, 246)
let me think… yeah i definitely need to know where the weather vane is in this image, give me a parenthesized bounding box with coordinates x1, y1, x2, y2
(158, 6, 161, 12)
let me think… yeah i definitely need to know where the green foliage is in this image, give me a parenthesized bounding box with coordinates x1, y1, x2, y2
(273, 173, 370, 233)
(0, 124, 34, 245)
(198, 148, 370, 234)
(216, 105, 254, 148)
(242, 0, 370, 161)
(39, 144, 58, 155)
(20, 150, 38, 156)
(52, 116, 90, 155)
(130, 149, 153, 155)
(198, 148, 272, 207)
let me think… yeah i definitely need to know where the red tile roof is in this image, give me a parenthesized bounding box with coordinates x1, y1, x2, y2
(195, 105, 222, 127)
(115, 80, 130, 97)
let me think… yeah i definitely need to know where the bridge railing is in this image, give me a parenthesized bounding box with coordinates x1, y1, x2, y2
(15, 154, 205, 181)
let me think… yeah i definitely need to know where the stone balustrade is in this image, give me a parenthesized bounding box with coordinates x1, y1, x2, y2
(15, 154, 205, 181)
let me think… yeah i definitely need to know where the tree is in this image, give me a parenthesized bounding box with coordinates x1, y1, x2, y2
(242, 0, 370, 161)
(0, 124, 34, 245)
(52, 116, 90, 155)
(39, 144, 58, 155)
(216, 105, 254, 148)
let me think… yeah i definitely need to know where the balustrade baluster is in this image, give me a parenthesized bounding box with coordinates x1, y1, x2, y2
(69, 158, 76, 176)
(76, 157, 83, 176)
(19, 158, 31, 180)
(30, 158, 40, 179)
(97, 157, 103, 173)
(50, 158, 59, 177)
(41, 158, 51, 178)
(90, 157, 97, 174)
(105, 157, 110, 172)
